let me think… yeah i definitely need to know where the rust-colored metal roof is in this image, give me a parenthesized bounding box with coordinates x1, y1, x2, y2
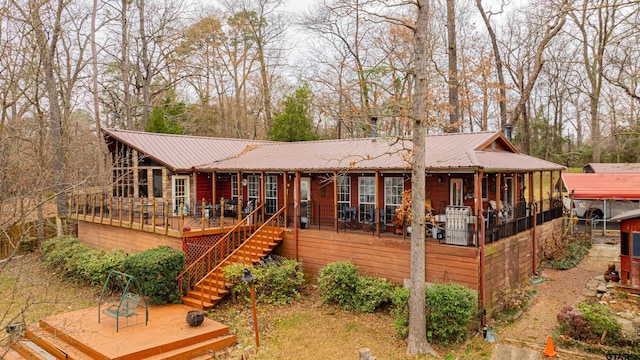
(200, 131, 564, 172)
(103, 129, 564, 173)
(583, 163, 640, 174)
(102, 128, 270, 172)
(562, 173, 640, 199)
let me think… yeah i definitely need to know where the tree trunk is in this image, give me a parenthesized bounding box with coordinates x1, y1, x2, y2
(476, 0, 508, 129)
(121, 0, 132, 129)
(446, 0, 459, 132)
(137, 0, 151, 130)
(91, 0, 101, 131)
(407, 1, 437, 356)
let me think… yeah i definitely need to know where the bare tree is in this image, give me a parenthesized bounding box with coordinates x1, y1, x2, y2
(446, 0, 459, 131)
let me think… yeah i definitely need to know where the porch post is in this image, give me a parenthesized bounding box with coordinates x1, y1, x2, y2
(539, 171, 544, 213)
(132, 149, 139, 198)
(237, 171, 243, 221)
(333, 171, 338, 233)
(528, 172, 534, 211)
(474, 171, 481, 245)
(212, 171, 217, 209)
(495, 174, 502, 224)
(477, 170, 486, 328)
(261, 172, 265, 222)
(375, 171, 380, 236)
(549, 171, 554, 212)
(284, 172, 288, 228)
(294, 171, 300, 259)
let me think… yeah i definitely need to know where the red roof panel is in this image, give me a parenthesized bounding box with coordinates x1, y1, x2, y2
(562, 173, 640, 199)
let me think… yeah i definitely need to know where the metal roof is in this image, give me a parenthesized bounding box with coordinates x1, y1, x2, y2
(583, 163, 640, 174)
(102, 128, 270, 172)
(102, 128, 565, 173)
(201, 131, 565, 172)
(562, 173, 640, 200)
(609, 208, 640, 222)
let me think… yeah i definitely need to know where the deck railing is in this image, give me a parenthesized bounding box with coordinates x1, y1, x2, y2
(176, 206, 285, 309)
(176, 203, 265, 307)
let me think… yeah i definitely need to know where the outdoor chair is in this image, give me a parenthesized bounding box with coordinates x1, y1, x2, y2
(363, 207, 377, 232)
(103, 292, 140, 320)
(338, 207, 357, 230)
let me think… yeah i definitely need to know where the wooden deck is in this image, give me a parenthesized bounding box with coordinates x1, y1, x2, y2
(6, 304, 236, 360)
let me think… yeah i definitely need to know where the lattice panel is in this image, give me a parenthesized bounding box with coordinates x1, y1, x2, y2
(183, 234, 224, 265)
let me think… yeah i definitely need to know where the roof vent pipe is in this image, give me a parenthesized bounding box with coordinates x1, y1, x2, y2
(370, 116, 377, 142)
(503, 123, 513, 142)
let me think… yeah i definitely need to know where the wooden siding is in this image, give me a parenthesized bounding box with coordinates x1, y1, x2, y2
(78, 221, 182, 253)
(196, 172, 213, 204)
(484, 218, 562, 316)
(274, 229, 479, 289)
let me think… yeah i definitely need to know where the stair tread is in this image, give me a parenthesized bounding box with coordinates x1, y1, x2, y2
(144, 334, 237, 360)
(181, 297, 215, 309)
(23, 330, 96, 360)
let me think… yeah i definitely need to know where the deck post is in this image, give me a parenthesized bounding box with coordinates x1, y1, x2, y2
(333, 171, 338, 233)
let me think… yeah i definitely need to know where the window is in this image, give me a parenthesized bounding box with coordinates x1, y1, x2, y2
(358, 177, 375, 222)
(384, 177, 403, 224)
(231, 175, 238, 202)
(265, 176, 277, 214)
(504, 177, 514, 206)
(450, 178, 463, 206)
(337, 176, 351, 216)
(153, 169, 163, 198)
(247, 175, 260, 205)
(138, 169, 148, 197)
(482, 177, 488, 200)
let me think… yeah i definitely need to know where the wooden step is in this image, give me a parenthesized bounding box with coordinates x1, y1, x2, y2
(143, 334, 236, 360)
(23, 329, 96, 360)
(195, 284, 229, 296)
(186, 290, 222, 302)
(181, 296, 215, 310)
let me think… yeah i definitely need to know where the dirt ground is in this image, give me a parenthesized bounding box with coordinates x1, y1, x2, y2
(495, 234, 623, 351)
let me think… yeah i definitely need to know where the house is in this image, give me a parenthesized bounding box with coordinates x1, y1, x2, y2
(72, 128, 566, 320)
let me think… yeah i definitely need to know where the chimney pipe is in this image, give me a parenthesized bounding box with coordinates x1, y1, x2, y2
(370, 116, 377, 141)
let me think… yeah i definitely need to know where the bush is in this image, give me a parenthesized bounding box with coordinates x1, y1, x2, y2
(318, 261, 359, 309)
(577, 303, 622, 343)
(557, 303, 622, 345)
(123, 246, 186, 305)
(223, 257, 305, 305)
(390, 283, 477, 345)
(425, 283, 477, 345)
(317, 261, 394, 313)
(354, 276, 394, 313)
(42, 236, 125, 285)
(547, 235, 591, 270)
(390, 287, 410, 339)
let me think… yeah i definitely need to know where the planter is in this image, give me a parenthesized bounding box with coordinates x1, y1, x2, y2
(186, 309, 205, 327)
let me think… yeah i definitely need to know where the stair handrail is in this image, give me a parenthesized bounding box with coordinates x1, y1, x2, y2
(193, 206, 285, 294)
(177, 203, 264, 298)
(179, 206, 285, 309)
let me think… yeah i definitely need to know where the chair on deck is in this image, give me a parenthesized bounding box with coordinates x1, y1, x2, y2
(338, 207, 357, 230)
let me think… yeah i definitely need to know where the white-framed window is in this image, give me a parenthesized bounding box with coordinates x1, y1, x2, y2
(450, 178, 463, 206)
(247, 175, 260, 206)
(337, 176, 351, 216)
(265, 175, 277, 214)
(231, 175, 238, 202)
(504, 177, 514, 206)
(384, 177, 403, 224)
(358, 176, 375, 222)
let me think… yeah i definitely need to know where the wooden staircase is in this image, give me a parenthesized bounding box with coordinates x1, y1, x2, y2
(178, 206, 285, 310)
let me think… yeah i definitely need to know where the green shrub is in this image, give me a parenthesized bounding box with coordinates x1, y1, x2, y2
(354, 275, 394, 313)
(425, 283, 477, 345)
(390, 283, 477, 345)
(41, 236, 127, 286)
(260, 258, 305, 305)
(123, 246, 186, 305)
(390, 287, 410, 339)
(223, 257, 305, 305)
(577, 303, 622, 343)
(42, 236, 82, 269)
(317, 261, 394, 313)
(318, 261, 359, 309)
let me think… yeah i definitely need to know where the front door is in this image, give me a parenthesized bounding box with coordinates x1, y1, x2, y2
(172, 175, 190, 215)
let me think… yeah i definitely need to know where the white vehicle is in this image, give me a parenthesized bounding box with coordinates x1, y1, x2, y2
(563, 196, 640, 219)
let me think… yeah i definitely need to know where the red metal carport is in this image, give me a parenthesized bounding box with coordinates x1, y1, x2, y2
(562, 173, 640, 200)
